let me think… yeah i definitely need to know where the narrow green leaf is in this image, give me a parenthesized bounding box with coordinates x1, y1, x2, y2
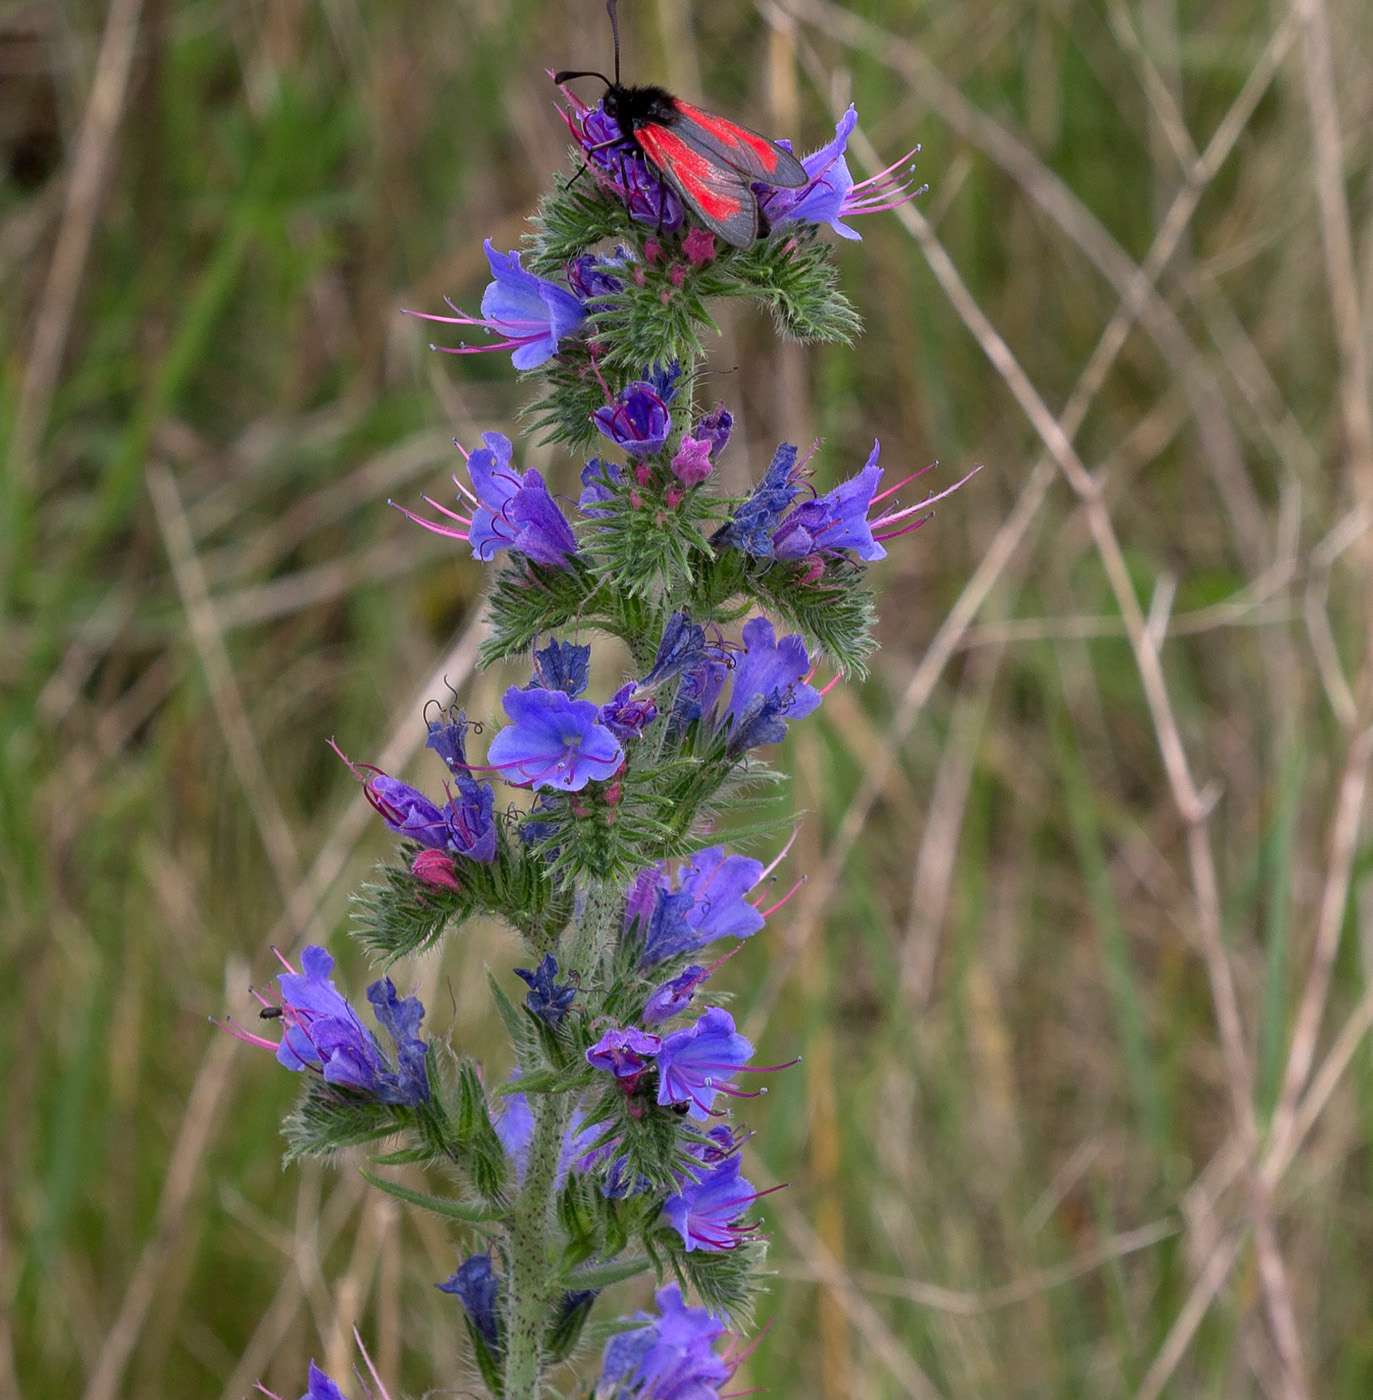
(358, 1169, 506, 1223)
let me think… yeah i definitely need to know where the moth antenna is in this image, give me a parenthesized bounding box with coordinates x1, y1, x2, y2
(606, 0, 622, 85)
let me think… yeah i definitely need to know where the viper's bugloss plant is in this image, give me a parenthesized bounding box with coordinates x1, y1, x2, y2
(227, 52, 973, 1400)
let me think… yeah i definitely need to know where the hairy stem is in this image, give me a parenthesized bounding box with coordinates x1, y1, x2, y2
(503, 1088, 574, 1400)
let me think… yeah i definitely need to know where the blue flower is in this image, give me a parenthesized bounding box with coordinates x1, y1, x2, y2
(393, 432, 578, 569)
(664, 1151, 758, 1252)
(438, 1254, 502, 1355)
(568, 251, 626, 300)
(642, 965, 709, 1024)
(528, 637, 592, 698)
(656, 1007, 754, 1120)
(579, 456, 623, 517)
(644, 612, 712, 686)
(594, 379, 673, 457)
(514, 953, 576, 1026)
(487, 685, 624, 791)
(597, 1284, 729, 1400)
(772, 447, 885, 561)
(710, 443, 802, 556)
(224, 946, 429, 1106)
(600, 682, 658, 741)
(694, 404, 733, 460)
(406, 241, 587, 369)
(586, 1027, 662, 1083)
(628, 846, 768, 967)
(760, 106, 922, 241)
(495, 1084, 607, 1184)
(297, 1361, 348, 1400)
(722, 616, 821, 753)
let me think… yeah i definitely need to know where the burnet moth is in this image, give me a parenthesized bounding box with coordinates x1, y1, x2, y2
(554, 0, 808, 248)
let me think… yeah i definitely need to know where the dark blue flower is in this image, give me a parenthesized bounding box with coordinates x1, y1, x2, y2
(365, 977, 431, 1105)
(710, 443, 802, 556)
(664, 1151, 757, 1252)
(579, 456, 623, 517)
(656, 1007, 753, 1121)
(597, 1284, 729, 1400)
(295, 1361, 348, 1400)
(425, 710, 475, 777)
(514, 953, 577, 1027)
(644, 612, 711, 686)
(443, 775, 497, 863)
(487, 686, 624, 791)
(601, 682, 658, 741)
(671, 656, 730, 729)
(594, 380, 673, 457)
(438, 1253, 502, 1355)
(528, 638, 591, 699)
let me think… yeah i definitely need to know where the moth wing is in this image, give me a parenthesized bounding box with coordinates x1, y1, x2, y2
(634, 122, 758, 248)
(667, 100, 808, 188)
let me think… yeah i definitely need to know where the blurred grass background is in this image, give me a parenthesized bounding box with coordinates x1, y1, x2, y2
(5, 0, 1373, 1396)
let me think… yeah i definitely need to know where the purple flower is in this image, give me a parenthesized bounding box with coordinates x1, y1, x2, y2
(597, 1283, 729, 1400)
(694, 404, 733, 460)
(425, 709, 476, 777)
(629, 847, 768, 966)
(601, 682, 658, 741)
(642, 965, 709, 1024)
(664, 1152, 758, 1252)
(393, 432, 577, 569)
(568, 251, 626, 300)
(672, 656, 730, 729)
(560, 97, 686, 231)
(495, 1086, 607, 1184)
(656, 1007, 754, 1120)
(295, 1362, 349, 1400)
(528, 637, 591, 698)
(594, 380, 673, 457)
(223, 946, 429, 1105)
(487, 686, 624, 791)
(333, 739, 495, 863)
(760, 106, 922, 240)
(773, 448, 885, 561)
(586, 1027, 662, 1083)
(579, 457, 623, 517)
(514, 953, 576, 1026)
(405, 240, 586, 369)
(710, 443, 802, 556)
(722, 616, 821, 753)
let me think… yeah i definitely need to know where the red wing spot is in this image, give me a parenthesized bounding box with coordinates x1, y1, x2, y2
(673, 101, 781, 174)
(637, 125, 744, 220)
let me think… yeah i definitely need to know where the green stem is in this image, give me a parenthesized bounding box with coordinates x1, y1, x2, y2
(503, 1089, 573, 1400)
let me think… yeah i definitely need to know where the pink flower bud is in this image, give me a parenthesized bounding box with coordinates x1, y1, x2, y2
(683, 226, 717, 267)
(412, 848, 461, 892)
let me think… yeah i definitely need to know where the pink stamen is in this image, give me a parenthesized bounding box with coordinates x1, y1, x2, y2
(216, 1017, 279, 1053)
(353, 1327, 394, 1400)
(874, 516, 932, 544)
(818, 672, 843, 698)
(760, 876, 805, 920)
(418, 494, 472, 526)
(388, 499, 468, 541)
(754, 831, 798, 887)
(452, 438, 470, 463)
(874, 463, 981, 527)
(870, 461, 938, 505)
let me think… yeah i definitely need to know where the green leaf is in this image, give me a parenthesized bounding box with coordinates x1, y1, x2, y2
(358, 1169, 507, 1223)
(562, 1254, 654, 1290)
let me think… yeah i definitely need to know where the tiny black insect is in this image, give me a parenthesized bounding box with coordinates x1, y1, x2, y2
(555, 0, 806, 248)
(258, 1006, 284, 1020)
